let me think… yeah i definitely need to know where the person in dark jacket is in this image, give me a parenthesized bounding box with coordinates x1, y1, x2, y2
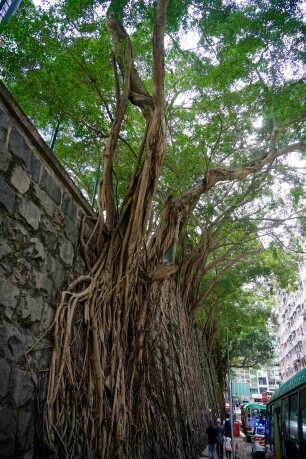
(206, 419, 217, 459)
(223, 413, 231, 436)
(215, 418, 224, 458)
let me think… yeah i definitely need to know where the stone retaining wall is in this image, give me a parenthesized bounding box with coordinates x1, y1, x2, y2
(0, 81, 222, 458)
(0, 81, 95, 458)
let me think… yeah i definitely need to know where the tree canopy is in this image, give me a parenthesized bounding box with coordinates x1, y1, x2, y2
(1, 0, 305, 395)
(1, 0, 305, 456)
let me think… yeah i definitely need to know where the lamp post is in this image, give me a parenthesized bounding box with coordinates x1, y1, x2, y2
(226, 312, 235, 451)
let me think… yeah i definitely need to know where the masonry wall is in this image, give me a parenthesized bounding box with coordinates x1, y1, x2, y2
(0, 82, 222, 459)
(0, 81, 96, 458)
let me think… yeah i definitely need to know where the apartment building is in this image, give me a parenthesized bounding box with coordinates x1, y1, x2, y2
(232, 366, 282, 400)
(0, 0, 22, 24)
(275, 262, 306, 381)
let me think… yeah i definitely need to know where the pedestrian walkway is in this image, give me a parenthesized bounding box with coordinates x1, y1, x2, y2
(198, 410, 252, 459)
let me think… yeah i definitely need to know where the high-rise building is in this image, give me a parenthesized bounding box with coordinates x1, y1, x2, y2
(275, 262, 306, 381)
(0, 0, 22, 24)
(232, 366, 282, 402)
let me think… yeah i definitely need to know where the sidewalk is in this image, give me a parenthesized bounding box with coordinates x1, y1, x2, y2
(198, 410, 252, 459)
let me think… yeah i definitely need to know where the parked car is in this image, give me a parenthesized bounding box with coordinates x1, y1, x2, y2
(251, 422, 265, 457)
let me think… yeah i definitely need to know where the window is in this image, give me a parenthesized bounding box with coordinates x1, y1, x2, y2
(257, 426, 265, 436)
(300, 388, 306, 459)
(282, 394, 301, 459)
(289, 393, 299, 457)
(281, 397, 289, 441)
(266, 405, 273, 452)
(259, 377, 267, 385)
(271, 405, 275, 453)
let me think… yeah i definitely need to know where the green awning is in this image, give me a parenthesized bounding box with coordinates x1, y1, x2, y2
(231, 382, 251, 396)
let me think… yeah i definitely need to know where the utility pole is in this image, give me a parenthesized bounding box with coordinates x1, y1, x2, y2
(91, 161, 101, 208)
(226, 313, 235, 452)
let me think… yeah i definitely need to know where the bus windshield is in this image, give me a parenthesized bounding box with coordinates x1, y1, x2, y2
(256, 426, 265, 436)
(251, 408, 266, 421)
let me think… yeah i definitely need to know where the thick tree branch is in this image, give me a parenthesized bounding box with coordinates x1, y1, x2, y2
(106, 3, 154, 120)
(176, 140, 306, 212)
(152, 0, 170, 110)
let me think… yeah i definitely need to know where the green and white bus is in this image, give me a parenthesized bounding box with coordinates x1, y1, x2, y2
(242, 403, 266, 439)
(265, 367, 306, 459)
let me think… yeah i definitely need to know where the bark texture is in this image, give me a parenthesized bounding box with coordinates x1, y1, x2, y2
(40, 1, 306, 457)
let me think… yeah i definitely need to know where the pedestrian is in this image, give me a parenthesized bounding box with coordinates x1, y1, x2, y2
(223, 413, 231, 436)
(224, 432, 232, 459)
(206, 419, 217, 459)
(215, 418, 224, 458)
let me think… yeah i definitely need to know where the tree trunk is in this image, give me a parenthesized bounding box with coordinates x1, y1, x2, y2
(42, 249, 223, 458)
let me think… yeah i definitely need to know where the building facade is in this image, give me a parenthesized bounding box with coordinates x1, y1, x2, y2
(275, 261, 306, 381)
(232, 366, 282, 400)
(0, 0, 22, 24)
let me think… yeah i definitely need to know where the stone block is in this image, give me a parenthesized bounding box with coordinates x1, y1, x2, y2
(0, 140, 12, 171)
(18, 199, 41, 230)
(11, 368, 35, 408)
(0, 176, 15, 214)
(75, 255, 86, 275)
(40, 218, 58, 251)
(64, 214, 78, 244)
(2, 218, 27, 252)
(0, 324, 25, 363)
(35, 272, 53, 299)
(16, 405, 35, 458)
(27, 336, 51, 371)
(40, 167, 61, 205)
(0, 240, 13, 260)
(45, 256, 66, 288)
(18, 294, 43, 325)
(11, 166, 31, 194)
(34, 184, 56, 217)
(62, 191, 77, 220)
(59, 236, 74, 266)
(41, 303, 55, 330)
(0, 406, 16, 459)
(0, 108, 8, 143)
(53, 206, 64, 226)
(0, 262, 12, 277)
(27, 150, 41, 184)
(8, 129, 41, 183)
(9, 260, 31, 287)
(0, 359, 10, 397)
(8, 128, 31, 166)
(26, 238, 45, 260)
(0, 278, 20, 319)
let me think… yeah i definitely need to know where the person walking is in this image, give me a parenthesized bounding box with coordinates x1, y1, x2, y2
(215, 418, 224, 458)
(206, 419, 217, 459)
(223, 413, 231, 436)
(224, 432, 232, 459)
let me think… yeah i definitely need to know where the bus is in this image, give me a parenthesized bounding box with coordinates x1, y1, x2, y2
(242, 403, 266, 439)
(265, 367, 306, 459)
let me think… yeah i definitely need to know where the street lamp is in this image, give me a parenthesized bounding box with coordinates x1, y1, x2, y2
(226, 311, 251, 450)
(226, 312, 235, 451)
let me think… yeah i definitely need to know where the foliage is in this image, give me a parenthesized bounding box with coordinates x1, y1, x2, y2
(0, 0, 305, 456)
